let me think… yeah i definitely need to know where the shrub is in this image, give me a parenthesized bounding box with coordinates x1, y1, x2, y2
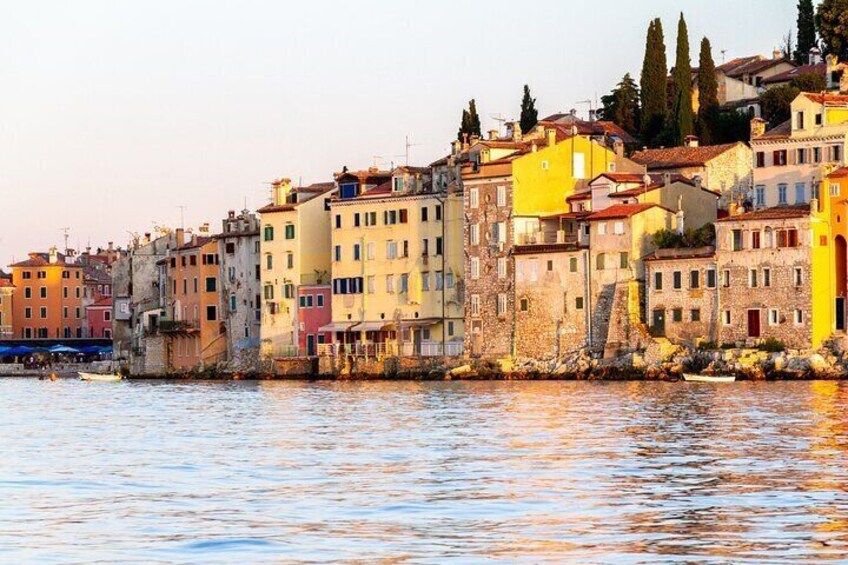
(758, 337, 786, 353)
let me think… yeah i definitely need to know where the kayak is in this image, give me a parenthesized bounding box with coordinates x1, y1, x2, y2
(683, 373, 736, 383)
(78, 372, 123, 382)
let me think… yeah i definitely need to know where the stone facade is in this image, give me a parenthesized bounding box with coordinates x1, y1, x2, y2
(645, 248, 718, 344)
(514, 246, 588, 359)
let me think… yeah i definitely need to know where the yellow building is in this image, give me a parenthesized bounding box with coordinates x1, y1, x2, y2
(257, 178, 335, 357)
(326, 166, 464, 356)
(0, 275, 13, 339)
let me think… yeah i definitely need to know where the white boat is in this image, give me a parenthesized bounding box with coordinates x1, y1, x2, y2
(683, 373, 736, 383)
(78, 372, 123, 382)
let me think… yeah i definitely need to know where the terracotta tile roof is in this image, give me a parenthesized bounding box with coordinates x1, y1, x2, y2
(800, 92, 848, 105)
(586, 203, 671, 220)
(630, 143, 741, 169)
(565, 191, 591, 202)
(717, 55, 765, 75)
(513, 242, 585, 255)
(0, 279, 14, 288)
(296, 182, 335, 193)
(541, 211, 591, 220)
(828, 167, 848, 179)
(715, 204, 810, 222)
(644, 246, 716, 262)
(177, 236, 213, 251)
(89, 297, 112, 308)
(726, 57, 790, 78)
(763, 63, 827, 85)
(756, 119, 792, 140)
(256, 203, 296, 213)
(9, 252, 80, 268)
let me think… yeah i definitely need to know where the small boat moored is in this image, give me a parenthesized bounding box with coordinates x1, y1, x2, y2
(78, 372, 123, 382)
(682, 373, 736, 383)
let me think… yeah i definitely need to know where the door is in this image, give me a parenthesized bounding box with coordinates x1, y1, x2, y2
(306, 334, 315, 356)
(838, 298, 846, 332)
(652, 309, 666, 336)
(747, 309, 761, 338)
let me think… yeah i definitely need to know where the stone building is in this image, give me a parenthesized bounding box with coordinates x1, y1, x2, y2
(216, 210, 261, 364)
(514, 243, 588, 359)
(714, 204, 833, 349)
(0, 273, 14, 339)
(644, 247, 718, 344)
(630, 139, 752, 209)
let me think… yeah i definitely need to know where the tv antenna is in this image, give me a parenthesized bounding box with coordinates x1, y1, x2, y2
(60, 227, 70, 253)
(489, 113, 507, 135)
(575, 99, 595, 122)
(404, 135, 423, 166)
(721, 49, 727, 62)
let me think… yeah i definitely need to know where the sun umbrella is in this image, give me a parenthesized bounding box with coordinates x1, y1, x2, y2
(49, 344, 81, 354)
(5, 346, 34, 356)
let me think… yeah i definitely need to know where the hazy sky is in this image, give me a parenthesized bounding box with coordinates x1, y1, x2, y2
(0, 0, 801, 266)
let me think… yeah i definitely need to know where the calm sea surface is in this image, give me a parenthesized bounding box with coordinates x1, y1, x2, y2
(1, 379, 848, 564)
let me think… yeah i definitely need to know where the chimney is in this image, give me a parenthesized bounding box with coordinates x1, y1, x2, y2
(613, 139, 624, 158)
(469, 134, 480, 145)
(693, 176, 703, 190)
(107, 241, 113, 251)
(488, 129, 498, 141)
(48, 247, 58, 264)
(176, 228, 185, 247)
(684, 135, 699, 148)
(452, 140, 462, 155)
(273, 178, 292, 205)
(511, 122, 522, 142)
(664, 173, 672, 187)
(809, 46, 822, 65)
(750, 117, 766, 140)
(535, 124, 545, 138)
(546, 128, 557, 147)
(773, 48, 782, 60)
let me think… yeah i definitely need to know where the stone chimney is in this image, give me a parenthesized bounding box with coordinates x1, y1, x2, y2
(750, 117, 766, 140)
(613, 139, 625, 158)
(175, 228, 185, 247)
(684, 135, 699, 148)
(48, 247, 58, 264)
(487, 129, 498, 141)
(508, 122, 522, 142)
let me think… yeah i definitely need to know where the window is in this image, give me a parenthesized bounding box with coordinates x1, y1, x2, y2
(206, 305, 217, 321)
(576, 296, 584, 310)
(422, 239, 430, 257)
(497, 185, 507, 207)
(569, 257, 578, 273)
(263, 226, 274, 241)
(519, 297, 529, 312)
(386, 241, 397, 260)
(354, 213, 361, 227)
(796, 111, 805, 129)
(283, 283, 294, 299)
(353, 244, 361, 261)
(596, 253, 605, 270)
(421, 272, 430, 291)
(435, 205, 442, 221)
(421, 206, 429, 222)
(284, 224, 295, 239)
(815, 113, 823, 126)
(435, 271, 444, 290)
(796, 148, 807, 164)
(832, 145, 843, 162)
(447, 321, 454, 336)
(763, 268, 771, 287)
(24, 287, 31, 299)
(654, 271, 663, 290)
(230, 295, 237, 311)
(732, 229, 743, 251)
(832, 182, 841, 197)
(691, 309, 701, 322)
(205, 277, 216, 292)
(494, 222, 506, 244)
(672, 271, 682, 290)
(386, 275, 395, 294)
(24, 307, 31, 319)
(471, 294, 480, 316)
(37, 271, 46, 279)
(613, 221, 625, 235)
(334, 245, 342, 262)
(795, 182, 806, 204)
(776, 229, 799, 248)
(469, 188, 479, 209)
(794, 267, 803, 286)
(335, 214, 342, 229)
(672, 308, 682, 322)
(751, 231, 761, 249)
(497, 294, 507, 317)
(598, 222, 607, 236)
(22, 271, 31, 280)
(778, 184, 788, 204)
(39, 287, 46, 298)
(266, 254, 273, 270)
(286, 252, 294, 269)
(435, 237, 443, 256)
(749, 269, 758, 288)
(470, 224, 480, 246)
(769, 309, 779, 326)
(399, 209, 408, 223)
(263, 285, 274, 300)
(470, 258, 480, 279)
(723, 310, 731, 325)
(366, 242, 375, 260)
(619, 252, 628, 269)
(547, 260, 554, 272)
(401, 240, 409, 258)
(755, 152, 765, 168)
(793, 309, 804, 325)
(40, 307, 47, 319)
(497, 257, 506, 279)
(445, 272, 455, 288)
(722, 270, 731, 287)
(755, 185, 765, 208)
(773, 150, 787, 166)
(690, 270, 700, 289)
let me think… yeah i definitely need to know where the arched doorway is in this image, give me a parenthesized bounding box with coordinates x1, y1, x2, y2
(835, 236, 847, 331)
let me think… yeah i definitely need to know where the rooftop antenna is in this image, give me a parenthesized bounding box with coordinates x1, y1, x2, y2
(372, 155, 384, 167)
(60, 227, 70, 254)
(489, 113, 507, 135)
(721, 49, 727, 63)
(176, 206, 186, 230)
(404, 135, 423, 166)
(575, 99, 595, 122)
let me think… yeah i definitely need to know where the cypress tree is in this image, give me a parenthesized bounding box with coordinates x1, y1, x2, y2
(794, 0, 817, 64)
(457, 108, 470, 142)
(697, 37, 719, 145)
(640, 18, 668, 146)
(519, 85, 539, 135)
(468, 99, 481, 137)
(613, 74, 640, 136)
(671, 13, 694, 145)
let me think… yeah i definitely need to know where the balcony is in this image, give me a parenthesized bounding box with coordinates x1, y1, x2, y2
(158, 320, 199, 333)
(317, 341, 464, 359)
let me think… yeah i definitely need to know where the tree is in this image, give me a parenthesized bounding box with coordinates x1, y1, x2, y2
(640, 18, 668, 145)
(697, 37, 720, 145)
(457, 99, 482, 141)
(760, 84, 799, 126)
(782, 29, 795, 61)
(794, 0, 817, 64)
(670, 13, 694, 145)
(816, 0, 848, 61)
(519, 85, 538, 135)
(598, 74, 640, 136)
(791, 72, 827, 92)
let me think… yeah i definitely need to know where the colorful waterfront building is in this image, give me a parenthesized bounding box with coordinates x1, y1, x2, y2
(297, 285, 331, 356)
(9, 249, 84, 340)
(750, 92, 848, 209)
(826, 166, 848, 330)
(325, 166, 464, 356)
(162, 233, 227, 371)
(0, 272, 14, 339)
(257, 178, 336, 357)
(85, 296, 113, 339)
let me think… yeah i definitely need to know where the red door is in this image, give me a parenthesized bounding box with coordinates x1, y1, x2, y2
(747, 309, 761, 338)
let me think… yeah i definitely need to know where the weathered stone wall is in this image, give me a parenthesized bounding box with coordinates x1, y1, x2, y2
(646, 256, 718, 344)
(463, 177, 514, 358)
(514, 248, 588, 359)
(706, 144, 753, 208)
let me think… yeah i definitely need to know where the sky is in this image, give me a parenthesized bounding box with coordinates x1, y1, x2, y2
(0, 0, 803, 266)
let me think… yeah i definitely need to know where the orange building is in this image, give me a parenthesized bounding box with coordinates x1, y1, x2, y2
(162, 236, 226, 371)
(8, 249, 84, 340)
(828, 167, 848, 330)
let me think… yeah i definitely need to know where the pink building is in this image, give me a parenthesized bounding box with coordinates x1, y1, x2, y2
(297, 285, 331, 356)
(86, 296, 113, 339)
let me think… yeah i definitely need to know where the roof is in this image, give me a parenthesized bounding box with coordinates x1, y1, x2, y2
(10, 252, 81, 268)
(513, 242, 585, 255)
(0, 279, 14, 288)
(756, 118, 792, 140)
(593, 172, 647, 184)
(630, 143, 742, 169)
(177, 236, 213, 251)
(565, 191, 591, 202)
(762, 62, 827, 85)
(88, 297, 113, 308)
(828, 167, 848, 179)
(644, 246, 716, 262)
(800, 92, 848, 105)
(715, 204, 810, 222)
(586, 203, 672, 221)
(716, 55, 765, 75)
